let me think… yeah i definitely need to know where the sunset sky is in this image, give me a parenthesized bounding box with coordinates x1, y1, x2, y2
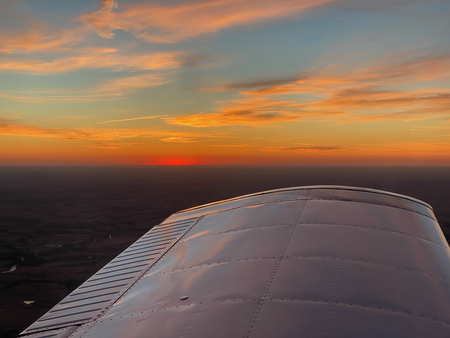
(1, 0, 450, 165)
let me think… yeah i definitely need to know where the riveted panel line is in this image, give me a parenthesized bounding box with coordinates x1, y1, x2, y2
(285, 255, 449, 282)
(175, 198, 310, 220)
(322, 223, 343, 337)
(402, 268, 423, 337)
(308, 198, 435, 220)
(246, 190, 311, 338)
(145, 257, 278, 278)
(298, 222, 447, 248)
(268, 299, 450, 326)
(182, 223, 294, 243)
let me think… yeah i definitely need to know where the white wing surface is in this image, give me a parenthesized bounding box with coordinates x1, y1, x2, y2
(20, 186, 450, 337)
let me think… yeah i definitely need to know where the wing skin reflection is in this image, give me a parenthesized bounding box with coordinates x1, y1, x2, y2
(20, 186, 450, 338)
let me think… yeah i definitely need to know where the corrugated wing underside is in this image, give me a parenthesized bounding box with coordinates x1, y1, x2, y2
(21, 218, 198, 336)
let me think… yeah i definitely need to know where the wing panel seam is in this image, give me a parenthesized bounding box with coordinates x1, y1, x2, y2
(72, 217, 202, 338)
(246, 190, 311, 338)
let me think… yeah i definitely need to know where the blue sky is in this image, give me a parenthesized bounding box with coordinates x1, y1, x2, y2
(1, 0, 450, 165)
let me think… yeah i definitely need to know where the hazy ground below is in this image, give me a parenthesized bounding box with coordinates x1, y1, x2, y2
(1, 166, 450, 337)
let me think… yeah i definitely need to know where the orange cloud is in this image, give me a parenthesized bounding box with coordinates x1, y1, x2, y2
(0, 72, 174, 103)
(204, 74, 307, 93)
(260, 142, 450, 165)
(241, 56, 450, 96)
(170, 111, 300, 128)
(0, 117, 94, 140)
(94, 73, 172, 94)
(0, 117, 217, 143)
(262, 145, 350, 155)
(355, 108, 450, 122)
(0, 92, 122, 104)
(80, 0, 119, 39)
(80, 0, 335, 43)
(0, 1, 88, 55)
(307, 87, 450, 123)
(311, 88, 450, 108)
(207, 144, 256, 148)
(97, 114, 168, 124)
(191, 54, 450, 125)
(159, 136, 199, 143)
(0, 27, 88, 55)
(277, 146, 348, 152)
(168, 96, 347, 127)
(84, 142, 121, 149)
(0, 48, 183, 74)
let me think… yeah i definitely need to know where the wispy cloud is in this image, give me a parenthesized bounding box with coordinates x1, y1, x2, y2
(84, 141, 121, 149)
(177, 53, 450, 126)
(80, 0, 335, 43)
(159, 136, 199, 143)
(207, 143, 256, 147)
(0, 0, 432, 57)
(272, 146, 349, 152)
(178, 54, 220, 68)
(0, 26, 88, 55)
(355, 108, 450, 122)
(0, 73, 174, 103)
(168, 96, 346, 127)
(0, 117, 94, 140)
(203, 74, 307, 92)
(321, 89, 450, 121)
(0, 48, 183, 74)
(0, 1, 87, 54)
(0, 92, 122, 104)
(95, 73, 172, 94)
(0, 117, 217, 143)
(169, 110, 299, 127)
(80, 0, 119, 39)
(97, 115, 168, 124)
(243, 56, 450, 96)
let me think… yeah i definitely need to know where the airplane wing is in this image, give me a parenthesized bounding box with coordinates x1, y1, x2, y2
(19, 186, 450, 337)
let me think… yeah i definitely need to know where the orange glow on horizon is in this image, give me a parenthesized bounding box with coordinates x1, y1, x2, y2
(152, 157, 205, 165)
